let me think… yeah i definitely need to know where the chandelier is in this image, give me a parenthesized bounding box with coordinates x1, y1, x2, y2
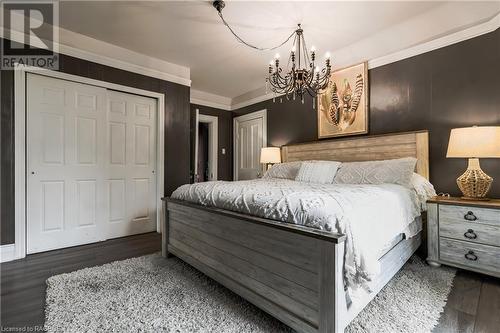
(267, 25, 331, 105)
(213, 1, 332, 107)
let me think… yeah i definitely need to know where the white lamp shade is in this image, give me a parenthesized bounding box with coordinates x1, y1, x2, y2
(447, 126, 500, 158)
(260, 147, 281, 164)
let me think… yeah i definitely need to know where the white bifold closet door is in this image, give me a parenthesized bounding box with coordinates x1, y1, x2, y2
(27, 73, 157, 254)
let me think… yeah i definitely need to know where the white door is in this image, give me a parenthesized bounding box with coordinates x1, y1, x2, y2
(27, 74, 157, 254)
(234, 110, 266, 180)
(106, 90, 157, 239)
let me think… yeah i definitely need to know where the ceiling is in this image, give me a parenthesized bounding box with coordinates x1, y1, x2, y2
(58, 1, 500, 100)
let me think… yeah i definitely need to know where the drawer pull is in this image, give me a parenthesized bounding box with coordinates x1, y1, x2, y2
(464, 229, 478, 239)
(464, 211, 477, 221)
(465, 250, 478, 261)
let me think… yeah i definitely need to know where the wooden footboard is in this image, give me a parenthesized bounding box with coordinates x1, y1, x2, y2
(163, 198, 347, 333)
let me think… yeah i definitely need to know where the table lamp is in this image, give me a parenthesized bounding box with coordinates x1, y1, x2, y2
(260, 147, 281, 170)
(446, 126, 500, 200)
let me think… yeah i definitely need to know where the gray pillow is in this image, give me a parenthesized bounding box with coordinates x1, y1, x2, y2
(263, 161, 303, 180)
(333, 157, 417, 187)
(295, 161, 341, 184)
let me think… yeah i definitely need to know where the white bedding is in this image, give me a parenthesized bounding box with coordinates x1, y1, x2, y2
(171, 179, 433, 292)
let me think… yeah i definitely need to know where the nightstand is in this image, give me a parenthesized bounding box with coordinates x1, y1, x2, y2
(427, 197, 500, 278)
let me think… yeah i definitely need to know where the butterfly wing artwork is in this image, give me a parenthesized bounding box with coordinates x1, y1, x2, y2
(322, 74, 364, 130)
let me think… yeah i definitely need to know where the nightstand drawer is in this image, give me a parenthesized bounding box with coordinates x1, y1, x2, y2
(440, 238, 500, 274)
(440, 219, 500, 247)
(439, 205, 500, 226)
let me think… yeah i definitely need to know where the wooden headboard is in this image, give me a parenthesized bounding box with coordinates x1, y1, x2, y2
(281, 130, 429, 179)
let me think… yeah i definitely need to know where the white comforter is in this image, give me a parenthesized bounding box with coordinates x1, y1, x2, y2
(171, 179, 427, 291)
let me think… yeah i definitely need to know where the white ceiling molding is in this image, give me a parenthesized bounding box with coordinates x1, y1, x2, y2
(190, 89, 232, 111)
(229, 11, 500, 111)
(0, 18, 191, 87)
(368, 11, 500, 69)
(58, 28, 191, 86)
(231, 87, 279, 111)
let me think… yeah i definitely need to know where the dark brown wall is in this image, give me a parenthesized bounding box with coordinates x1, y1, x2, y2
(0, 43, 191, 245)
(190, 104, 233, 181)
(234, 29, 500, 198)
(1, 69, 16, 244)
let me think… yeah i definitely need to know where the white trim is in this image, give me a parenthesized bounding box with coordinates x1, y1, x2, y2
(59, 41, 191, 87)
(194, 109, 200, 178)
(190, 89, 232, 111)
(14, 68, 27, 262)
(233, 110, 267, 181)
(12, 66, 166, 261)
(198, 114, 219, 181)
(368, 13, 500, 69)
(1, 24, 191, 87)
(229, 14, 500, 111)
(231, 93, 280, 111)
(0, 244, 16, 263)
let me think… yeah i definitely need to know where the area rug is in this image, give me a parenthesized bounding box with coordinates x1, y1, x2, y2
(45, 253, 455, 333)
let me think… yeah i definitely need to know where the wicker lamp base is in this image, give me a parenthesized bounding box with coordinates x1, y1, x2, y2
(457, 158, 493, 200)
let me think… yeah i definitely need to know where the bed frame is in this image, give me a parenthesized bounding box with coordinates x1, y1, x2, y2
(162, 130, 429, 333)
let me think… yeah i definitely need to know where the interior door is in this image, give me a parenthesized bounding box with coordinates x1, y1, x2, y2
(106, 90, 157, 239)
(234, 112, 266, 180)
(27, 74, 157, 254)
(27, 73, 107, 253)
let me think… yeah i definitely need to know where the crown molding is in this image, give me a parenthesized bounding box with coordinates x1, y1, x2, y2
(190, 89, 232, 110)
(231, 92, 279, 111)
(1, 24, 191, 87)
(368, 12, 500, 69)
(230, 12, 500, 111)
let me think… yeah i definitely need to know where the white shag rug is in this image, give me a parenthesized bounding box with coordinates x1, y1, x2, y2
(45, 253, 455, 333)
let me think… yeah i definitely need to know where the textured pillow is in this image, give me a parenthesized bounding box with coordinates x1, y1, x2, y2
(295, 161, 341, 184)
(410, 173, 437, 210)
(263, 161, 303, 180)
(333, 157, 417, 187)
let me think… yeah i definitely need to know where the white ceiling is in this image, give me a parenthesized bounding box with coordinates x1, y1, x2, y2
(59, 1, 500, 100)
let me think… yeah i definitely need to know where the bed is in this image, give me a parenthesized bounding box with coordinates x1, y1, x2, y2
(162, 130, 430, 333)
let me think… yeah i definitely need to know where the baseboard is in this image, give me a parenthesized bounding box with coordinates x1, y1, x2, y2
(0, 244, 17, 263)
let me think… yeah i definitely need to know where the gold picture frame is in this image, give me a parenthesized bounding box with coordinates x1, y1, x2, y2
(317, 62, 369, 139)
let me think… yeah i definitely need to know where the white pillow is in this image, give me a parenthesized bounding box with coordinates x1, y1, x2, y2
(263, 161, 303, 180)
(333, 157, 417, 187)
(295, 161, 341, 184)
(410, 173, 436, 210)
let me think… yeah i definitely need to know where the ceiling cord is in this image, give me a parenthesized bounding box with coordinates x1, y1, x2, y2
(214, 1, 296, 51)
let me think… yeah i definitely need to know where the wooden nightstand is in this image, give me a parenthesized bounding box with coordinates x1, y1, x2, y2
(427, 197, 500, 278)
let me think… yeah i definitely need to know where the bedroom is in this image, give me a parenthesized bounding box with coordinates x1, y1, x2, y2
(1, 1, 499, 332)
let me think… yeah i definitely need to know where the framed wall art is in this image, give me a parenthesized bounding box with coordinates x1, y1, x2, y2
(317, 62, 368, 138)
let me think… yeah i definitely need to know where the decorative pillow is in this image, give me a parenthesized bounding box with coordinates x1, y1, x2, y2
(333, 157, 417, 187)
(295, 161, 341, 184)
(263, 161, 303, 180)
(410, 173, 437, 210)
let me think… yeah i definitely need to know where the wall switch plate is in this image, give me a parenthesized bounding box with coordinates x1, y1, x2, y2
(222, 148, 226, 155)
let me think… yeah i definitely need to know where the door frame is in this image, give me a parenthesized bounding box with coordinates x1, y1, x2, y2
(233, 109, 267, 181)
(12, 65, 166, 261)
(194, 112, 218, 181)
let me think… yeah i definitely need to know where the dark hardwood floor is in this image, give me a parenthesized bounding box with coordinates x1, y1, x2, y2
(1, 232, 161, 330)
(1, 234, 499, 332)
(433, 270, 500, 333)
